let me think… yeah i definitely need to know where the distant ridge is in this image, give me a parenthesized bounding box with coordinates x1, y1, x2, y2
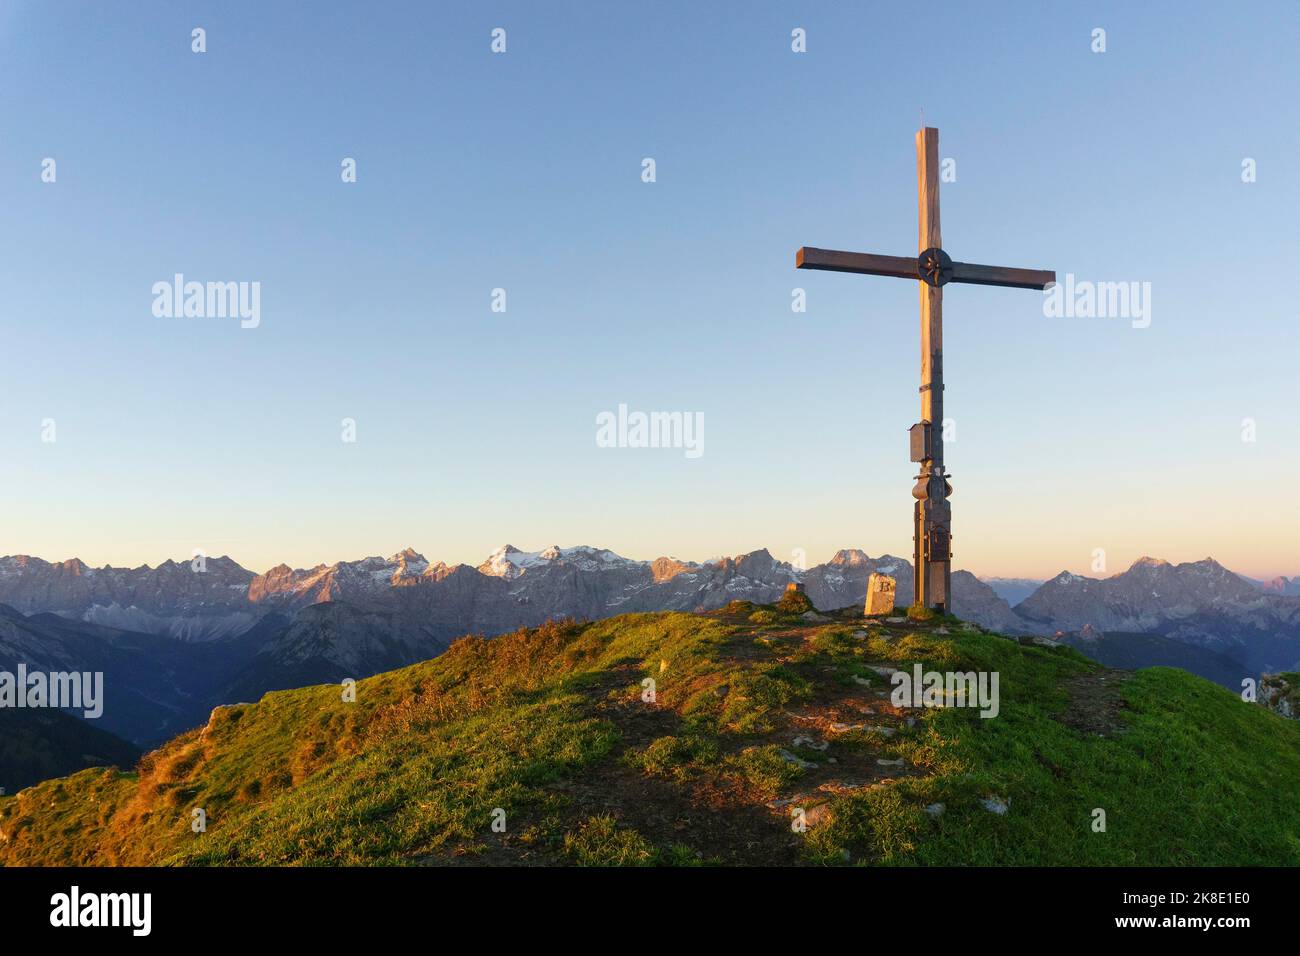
(3, 548, 1297, 716)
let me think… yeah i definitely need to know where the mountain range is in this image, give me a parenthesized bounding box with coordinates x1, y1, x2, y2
(1015, 558, 1300, 676)
(0, 544, 1036, 642)
(1, 545, 1297, 756)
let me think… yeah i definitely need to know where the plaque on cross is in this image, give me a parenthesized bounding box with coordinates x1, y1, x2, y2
(795, 127, 1054, 612)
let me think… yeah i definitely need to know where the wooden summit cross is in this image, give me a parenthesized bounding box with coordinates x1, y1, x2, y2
(796, 127, 1054, 613)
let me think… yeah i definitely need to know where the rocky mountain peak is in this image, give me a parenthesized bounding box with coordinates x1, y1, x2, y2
(1048, 570, 1092, 585)
(727, 548, 780, 575)
(829, 549, 870, 566)
(418, 561, 455, 583)
(870, 555, 909, 575)
(387, 549, 430, 580)
(651, 556, 695, 583)
(1129, 556, 1171, 571)
(389, 547, 427, 564)
(479, 545, 532, 579)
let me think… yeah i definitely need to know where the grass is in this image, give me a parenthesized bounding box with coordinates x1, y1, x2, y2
(1, 609, 1296, 866)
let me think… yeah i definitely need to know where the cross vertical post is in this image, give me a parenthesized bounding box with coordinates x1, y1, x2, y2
(914, 127, 951, 611)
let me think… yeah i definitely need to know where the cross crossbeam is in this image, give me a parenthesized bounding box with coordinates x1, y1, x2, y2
(793, 127, 1054, 613)
(795, 247, 1055, 291)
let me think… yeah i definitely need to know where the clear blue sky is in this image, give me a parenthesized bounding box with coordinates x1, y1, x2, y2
(1, 1, 1296, 578)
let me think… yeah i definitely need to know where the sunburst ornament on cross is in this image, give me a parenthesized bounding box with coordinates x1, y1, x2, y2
(795, 127, 1055, 613)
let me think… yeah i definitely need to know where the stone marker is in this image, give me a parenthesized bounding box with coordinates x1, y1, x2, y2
(864, 573, 897, 616)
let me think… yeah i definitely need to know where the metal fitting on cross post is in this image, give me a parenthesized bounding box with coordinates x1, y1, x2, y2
(918, 247, 953, 287)
(912, 471, 951, 501)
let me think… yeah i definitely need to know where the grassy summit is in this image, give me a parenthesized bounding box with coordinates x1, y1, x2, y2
(1, 605, 1296, 866)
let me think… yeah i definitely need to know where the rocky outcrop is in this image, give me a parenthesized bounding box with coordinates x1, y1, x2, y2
(1259, 673, 1298, 719)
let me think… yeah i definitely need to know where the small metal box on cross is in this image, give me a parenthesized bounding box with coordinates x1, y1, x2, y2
(795, 127, 1055, 613)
